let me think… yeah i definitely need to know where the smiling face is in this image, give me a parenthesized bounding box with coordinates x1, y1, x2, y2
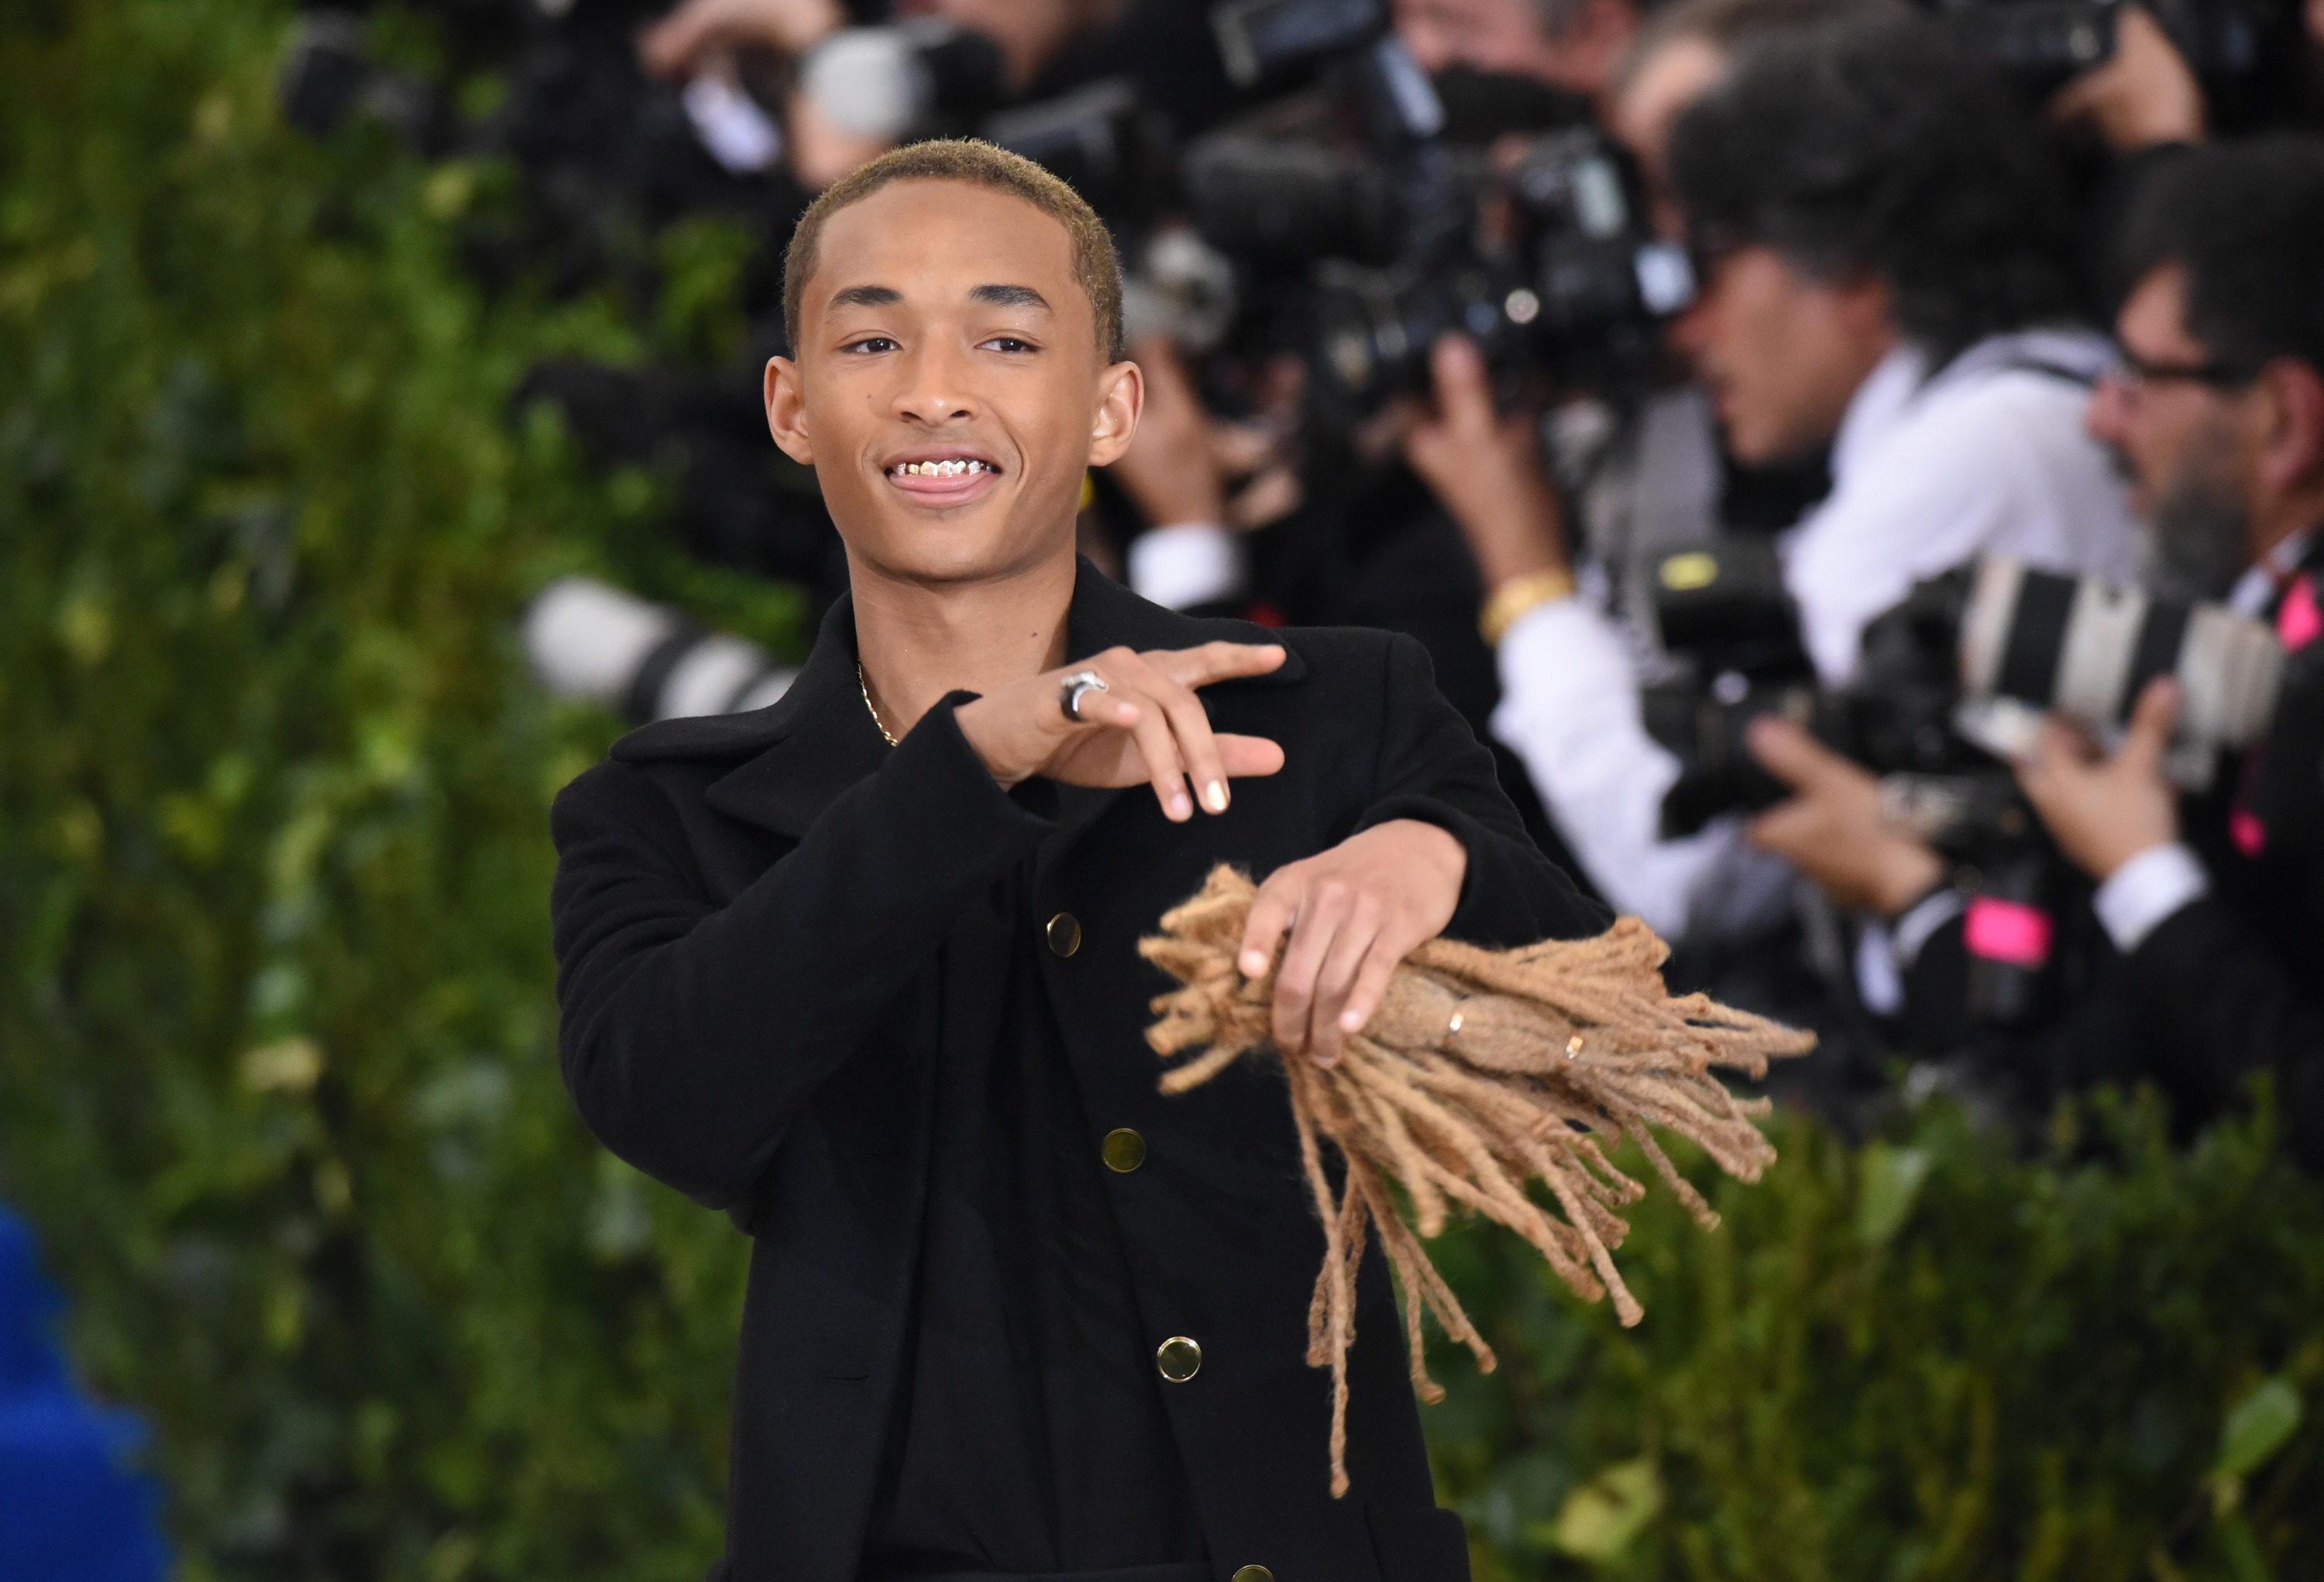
(765, 178, 1140, 588)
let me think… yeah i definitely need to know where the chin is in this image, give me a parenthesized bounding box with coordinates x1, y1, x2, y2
(854, 514, 1065, 586)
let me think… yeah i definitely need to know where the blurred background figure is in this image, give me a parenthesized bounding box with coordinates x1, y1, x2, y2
(1, 1209, 169, 1582)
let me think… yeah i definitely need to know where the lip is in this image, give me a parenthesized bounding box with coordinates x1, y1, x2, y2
(882, 445, 1004, 508)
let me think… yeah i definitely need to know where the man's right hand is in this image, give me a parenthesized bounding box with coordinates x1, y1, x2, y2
(637, 0, 842, 80)
(1746, 716, 1945, 917)
(1401, 335, 1570, 592)
(953, 643, 1288, 822)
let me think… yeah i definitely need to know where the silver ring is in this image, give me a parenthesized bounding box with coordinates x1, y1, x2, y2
(1060, 669, 1109, 723)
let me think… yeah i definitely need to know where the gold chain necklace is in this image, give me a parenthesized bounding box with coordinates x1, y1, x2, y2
(857, 662, 899, 747)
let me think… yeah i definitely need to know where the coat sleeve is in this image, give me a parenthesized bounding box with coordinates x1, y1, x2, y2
(1354, 631, 1611, 948)
(2126, 897, 2324, 1168)
(549, 698, 1052, 1207)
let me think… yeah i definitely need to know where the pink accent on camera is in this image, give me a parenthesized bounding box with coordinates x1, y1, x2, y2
(2281, 576, 2321, 651)
(1964, 896, 2054, 968)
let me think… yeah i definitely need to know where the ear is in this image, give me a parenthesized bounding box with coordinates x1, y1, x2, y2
(1086, 357, 1144, 468)
(2254, 356, 2324, 495)
(765, 356, 814, 467)
(1838, 273, 1898, 341)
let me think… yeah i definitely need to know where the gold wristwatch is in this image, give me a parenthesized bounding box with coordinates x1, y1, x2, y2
(1479, 566, 1578, 647)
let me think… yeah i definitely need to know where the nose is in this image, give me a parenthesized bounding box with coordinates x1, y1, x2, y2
(2085, 372, 2130, 446)
(892, 338, 978, 426)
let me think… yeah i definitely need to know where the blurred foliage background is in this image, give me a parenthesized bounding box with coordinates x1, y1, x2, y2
(2, 2, 2320, 1580)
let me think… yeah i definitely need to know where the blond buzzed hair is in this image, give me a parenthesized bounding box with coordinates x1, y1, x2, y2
(782, 139, 1126, 363)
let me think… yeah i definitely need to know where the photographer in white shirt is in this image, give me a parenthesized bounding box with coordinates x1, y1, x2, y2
(1404, 15, 2140, 948)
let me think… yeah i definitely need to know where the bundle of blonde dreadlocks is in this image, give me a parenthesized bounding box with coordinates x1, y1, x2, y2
(1140, 865, 1814, 1497)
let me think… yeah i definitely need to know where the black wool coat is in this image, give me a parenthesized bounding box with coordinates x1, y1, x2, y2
(549, 564, 1607, 1582)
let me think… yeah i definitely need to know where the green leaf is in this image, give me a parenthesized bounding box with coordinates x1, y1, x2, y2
(1855, 1143, 1931, 1248)
(2215, 1377, 2303, 1481)
(1551, 1456, 1663, 1562)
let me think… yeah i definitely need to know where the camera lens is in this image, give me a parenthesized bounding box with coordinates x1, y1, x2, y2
(1959, 556, 2284, 751)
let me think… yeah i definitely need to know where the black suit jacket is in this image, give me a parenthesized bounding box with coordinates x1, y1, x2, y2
(548, 564, 1606, 1582)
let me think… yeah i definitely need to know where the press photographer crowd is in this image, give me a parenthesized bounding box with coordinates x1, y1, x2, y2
(282, 0, 2324, 1150)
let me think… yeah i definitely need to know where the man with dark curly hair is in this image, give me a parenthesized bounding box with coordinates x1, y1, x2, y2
(1410, 15, 2140, 965)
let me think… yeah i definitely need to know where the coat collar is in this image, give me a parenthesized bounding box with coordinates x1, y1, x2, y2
(612, 559, 1305, 841)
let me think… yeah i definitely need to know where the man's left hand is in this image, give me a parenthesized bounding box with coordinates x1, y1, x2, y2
(1237, 820, 1468, 1068)
(2016, 678, 2182, 880)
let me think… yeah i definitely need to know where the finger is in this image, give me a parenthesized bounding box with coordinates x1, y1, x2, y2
(1147, 667, 1232, 813)
(1215, 734, 1285, 780)
(2119, 676, 2181, 776)
(1150, 640, 1287, 690)
(2013, 717, 2083, 803)
(1239, 874, 1301, 980)
(1119, 683, 1193, 821)
(1745, 797, 1812, 858)
(637, 3, 718, 75)
(1210, 418, 1276, 476)
(1429, 335, 1495, 430)
(1273, 880, 1354, 1057)
(1308, 896, 1384, 1066)
(1334, 930, 1408, 1047)
(1102, 650, 1210, 815)
(1746, 715, 1848, 793)
(1226, 465, 1301, 531)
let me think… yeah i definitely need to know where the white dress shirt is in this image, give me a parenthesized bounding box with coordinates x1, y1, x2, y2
(1490, 328, 2142, 941)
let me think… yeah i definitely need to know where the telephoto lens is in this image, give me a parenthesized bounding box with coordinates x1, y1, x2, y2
(1959, 556, 2285, 762)
(524, 578, 796, 725)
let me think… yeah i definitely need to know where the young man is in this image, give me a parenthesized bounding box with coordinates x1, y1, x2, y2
(549, 140, 1602, 1582)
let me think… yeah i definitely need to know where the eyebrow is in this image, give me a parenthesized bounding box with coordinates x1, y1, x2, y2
(969, 284, 1052, 311)
(827, 284, 902, 311)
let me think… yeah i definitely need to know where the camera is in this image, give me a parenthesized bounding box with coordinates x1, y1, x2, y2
(798, 22, 1007, 146)
(1175, 0, 1690, 423)
(525, 578, 797, 724)
(1648, 550, 2288, 834)
(1645, 549, 2295, 1024)
(1925, 0, 2272, 98)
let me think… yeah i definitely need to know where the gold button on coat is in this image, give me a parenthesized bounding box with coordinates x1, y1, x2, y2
(1046, 912, 1082, 957)
(1231, 1568, 1274, 1582)
(1102, 1128, 1146, 1173)
(1156, 1335, 1202, 1382)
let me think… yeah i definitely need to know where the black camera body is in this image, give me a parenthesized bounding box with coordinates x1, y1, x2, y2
(1925, 0, 2274, 99)
(1645, 549, 2065, 1026)
(1174, 0, 1692, 425)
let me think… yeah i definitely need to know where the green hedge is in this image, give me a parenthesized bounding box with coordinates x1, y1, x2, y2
(3, 5, 2320, 1580)
(1425, 1096, 2324, 1581)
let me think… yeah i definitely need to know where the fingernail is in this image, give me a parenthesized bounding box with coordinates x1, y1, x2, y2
(1339, 1009, 1363, 1032)
(1205, 781, 1228, 813)
(1314, 1049, 1341, 1069)
(1169, 793, 1191, 820)
(1241, 951, 1268, 977)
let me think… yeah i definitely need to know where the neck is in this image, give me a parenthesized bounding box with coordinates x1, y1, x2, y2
(848, 545, 1078, 737)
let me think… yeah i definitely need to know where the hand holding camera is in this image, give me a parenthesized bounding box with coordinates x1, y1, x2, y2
(2015, 676, 2185, 881)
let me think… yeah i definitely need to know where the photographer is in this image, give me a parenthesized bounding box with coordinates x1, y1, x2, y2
(1410, 15, 2139, 942)
(1752, 137, 2324, 1157)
